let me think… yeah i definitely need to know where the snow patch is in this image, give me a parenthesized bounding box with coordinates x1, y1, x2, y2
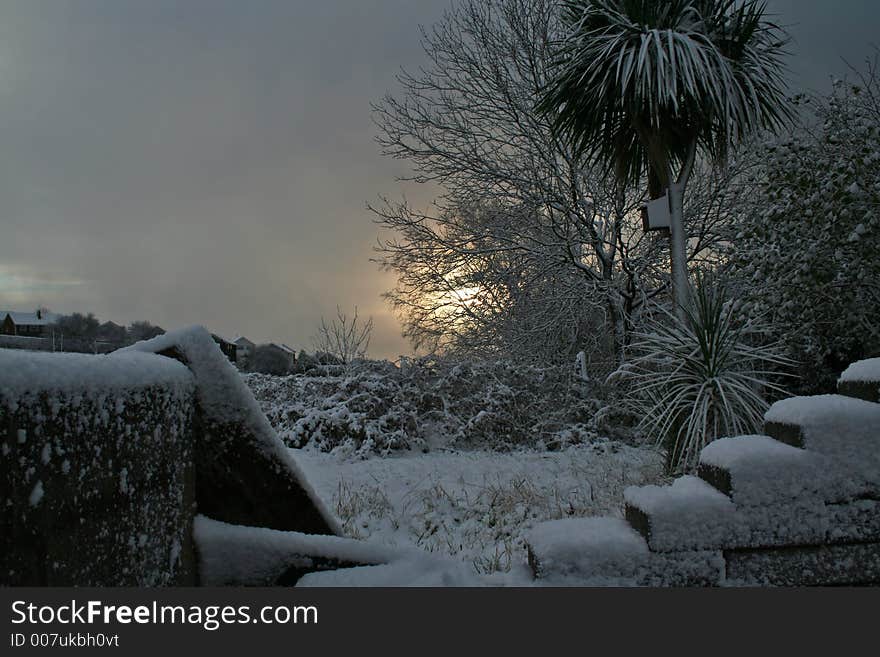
(29, 481, 44, 507)
(193, 515, 400, 586)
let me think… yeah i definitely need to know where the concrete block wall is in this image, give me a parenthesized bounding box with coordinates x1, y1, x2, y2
(1, 328, 367, 587)
(526, 358, 880, 586)
(1, 351, 198, 585)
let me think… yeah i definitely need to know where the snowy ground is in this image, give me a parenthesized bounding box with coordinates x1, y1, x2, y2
(294, 442, 664, 575)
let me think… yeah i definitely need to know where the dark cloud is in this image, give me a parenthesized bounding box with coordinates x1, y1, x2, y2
(0, 0, 876, 357)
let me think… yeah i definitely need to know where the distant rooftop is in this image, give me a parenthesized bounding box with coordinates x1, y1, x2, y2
(1, 310, 61, 326)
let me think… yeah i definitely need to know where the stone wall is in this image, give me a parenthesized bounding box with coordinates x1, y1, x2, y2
(526, 357, 880, 586)
(0, 350, 198, 585)
(1, 327, 357, 587)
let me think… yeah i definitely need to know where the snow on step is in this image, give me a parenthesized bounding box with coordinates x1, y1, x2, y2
(527, 517, 649, 582)
(838, 358, 880, 402)
(764, 394, 880, 488)
(625, 474, 834, 551)
(194, 516, 402, 585)
(840, 358, 880, 383)
(699, 435, 866, 505)
(525, 516, 722, 586)
(624, 476, 734, 552)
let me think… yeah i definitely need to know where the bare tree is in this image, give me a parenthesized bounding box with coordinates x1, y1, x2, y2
(312, 306, 374, 366)
(371, 0, 740, 364)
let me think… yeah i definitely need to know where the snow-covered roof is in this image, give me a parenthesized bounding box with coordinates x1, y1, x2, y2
(1, 310, 60, 326)
(232, 336, 255, 347)
(210, 332, 235, 345)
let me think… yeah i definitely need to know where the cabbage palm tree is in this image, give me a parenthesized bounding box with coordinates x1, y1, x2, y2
(537, 0, 792, 315)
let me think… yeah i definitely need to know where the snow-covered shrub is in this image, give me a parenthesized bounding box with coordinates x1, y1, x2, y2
(615, 279, 792, 473)
(245, 357, 618, 456)
(729, 67, 880, 392)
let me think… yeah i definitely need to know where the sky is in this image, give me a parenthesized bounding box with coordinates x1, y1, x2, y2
(0, 0, 877, 359)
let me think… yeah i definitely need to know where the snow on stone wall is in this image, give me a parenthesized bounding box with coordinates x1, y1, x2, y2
(0, 348, 197, 585)
(121, 326, 340, 536)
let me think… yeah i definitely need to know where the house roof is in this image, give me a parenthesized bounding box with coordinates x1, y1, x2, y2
(232, 336, 256, 347)
(210, 332, 235, 346)
(270, 343, 297, 355)
(1, 310, 60, 326)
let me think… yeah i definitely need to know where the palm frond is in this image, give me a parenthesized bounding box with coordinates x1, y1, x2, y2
(618, 275, 795, 473)
(536, 0, 793, 187)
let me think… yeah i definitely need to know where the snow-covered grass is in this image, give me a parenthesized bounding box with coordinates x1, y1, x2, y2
(295, 444, 663, 574)
(246, 366, 663, 574)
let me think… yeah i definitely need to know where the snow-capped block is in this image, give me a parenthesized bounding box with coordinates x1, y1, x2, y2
(838, 358, 880, 402)
(624, 476, 735, 552)
(764, 394, 880, 487)
(194, 516, 402, 586)
(121, 326, 340, 536)
(525, 516, 724, 586)
(526, 517, 650, 584)
(0, 347, 194, 397)
(698, 435, 864, 505)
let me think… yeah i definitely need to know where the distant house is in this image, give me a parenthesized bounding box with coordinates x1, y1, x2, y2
(232, 336, 256, 363)
(95, 321, 127, 344)
(211, 333, 238, 363)
(259, 342, 296, 373)
(0, 310, 60, 337)
(269, 343, 297, 368)
(277, 343, 297, 360)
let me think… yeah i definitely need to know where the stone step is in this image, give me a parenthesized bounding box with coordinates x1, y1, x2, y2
(623, 476, 735, 552)
(524, 516, 722, 586)
(764, 394, 880, 489)
(837, 357, 880, 403)
(724, 541, 880, 586)
(622, 473, 853, 553)
(697, 435, 866, 506)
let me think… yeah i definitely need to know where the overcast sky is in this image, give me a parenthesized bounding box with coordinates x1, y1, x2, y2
(0, 1, 877, 359)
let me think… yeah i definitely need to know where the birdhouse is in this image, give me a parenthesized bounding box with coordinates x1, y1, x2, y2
(641, 193, 671, 233)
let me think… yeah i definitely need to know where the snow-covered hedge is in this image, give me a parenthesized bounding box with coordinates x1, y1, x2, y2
(246, 357, 625, 456)
(0, 349, 197, 585)
(729, 76, 880, 392)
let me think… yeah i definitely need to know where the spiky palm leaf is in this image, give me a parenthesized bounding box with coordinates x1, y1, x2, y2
(615, 278, 794, 473)
(537, 0, 792, 187)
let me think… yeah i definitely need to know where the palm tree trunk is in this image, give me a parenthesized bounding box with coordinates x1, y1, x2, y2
(668, 181, 689, 320)
(668, 139, 698, 319)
